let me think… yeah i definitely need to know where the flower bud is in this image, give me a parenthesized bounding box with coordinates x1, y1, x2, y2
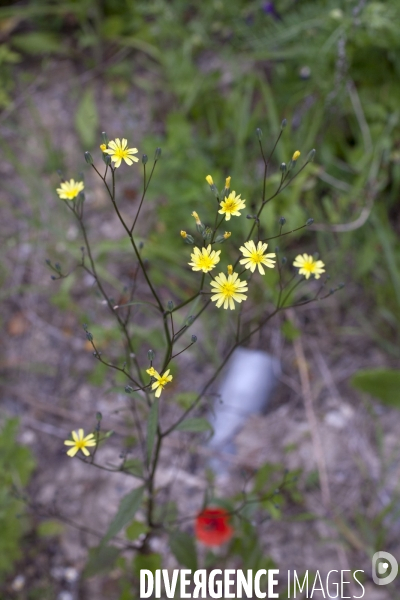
(225, 176, 231, 190)
(184, 234, 195, 244)
(147, 349, 154, 361)
(307, 149, 316, 162)
(202, 227, 212, 241)
(281, 118, 287, 130)
(154, 147, 162, 160)
(306, 218, 314, 226)
(227, 265, 233, 275)
(167, 300, 174, 311)
(205, 174, 214, 186)
(186, 315, 195, 325)
(142, 154, 148, 164)
(215, 231, 231, 243)
(101, 131, 109, 144)
(279, 216, 286, 225)
(191, 335, 197, 343)
(125, 385, 134, 394)
(256, 127, 262, 140)
(180, 230, 187, 239)
(280, 162, 287, 173)
(281, 256, 287, 265)
(96, 412, 102, 421)
(84, 151, 93, 165)
(103, 154, 111, 166)
(292, 150, 301, 161)
(100, 144, 107, 152)
(275, 246, 279, 253)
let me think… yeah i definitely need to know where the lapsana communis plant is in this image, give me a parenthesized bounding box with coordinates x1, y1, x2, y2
(50, 124, 342, 577)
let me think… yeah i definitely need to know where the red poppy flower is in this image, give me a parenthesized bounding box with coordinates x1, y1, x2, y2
(195, 507, 233, 546)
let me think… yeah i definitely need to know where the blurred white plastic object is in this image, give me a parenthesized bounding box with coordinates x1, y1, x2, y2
(208, 347, 280, 461)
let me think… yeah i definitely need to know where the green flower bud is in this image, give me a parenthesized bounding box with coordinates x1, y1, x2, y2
(279, 216, 286, 225)
(147, 349, 154, 361)
(125, 385, 133, 394)
(191, 335, 197, 343)
(101, 132, 109, 144)
(280, 162, 287, 173)
(202, 226, 213, 241)
(154, 147, 162, 160)
(307, 149, 316, 162)
(256, 127, 262, 140)
(84, 151, 93, 165)
(142, 154, 148, 164)
(306, 218, 314, 226)
(184, 234, 195, 244)
(103, 154, 111, 166)
(167, 300, 174, 311)
(96, 412, 102, 421)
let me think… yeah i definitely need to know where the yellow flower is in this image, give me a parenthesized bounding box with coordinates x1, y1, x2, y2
(146, 368, 173, 398)
(181, 231, 187, 238)
(210, 272, 248, 310)
(64, 429, 96, 458)
(189, 245, 221, 273)
(56, 179, 84, 201)
(225, 176, 231, 189)
(239, 240, 276, 275)
(191, 211, 201, 225)
(223, 231, 231, 239)
(293, 254, 325, 279)
(218, 191, 246, 221)
(100, 143, 107, 152)
(292, 150, 301, 161)
(104, 138, 139, 168)
(206, 175, 214, 185)
(227, 265, 233, 275)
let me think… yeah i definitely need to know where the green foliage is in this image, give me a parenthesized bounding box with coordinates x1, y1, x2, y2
(351, 368, 400, 408)
(0, 418, 36, 577)
(169, 531, 198, 570)
(101, 485, 144, 545)
(175, 416, 213, 433)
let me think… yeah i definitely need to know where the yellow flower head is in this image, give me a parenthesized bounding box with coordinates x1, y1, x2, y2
(64, 429, 96, 458)
(293, 253, 325, 279)
(56, 179, 84, 201)
(181, 230, 188, 239)
(218, 191, 246, 221)
(191, 211, 201, 225)
(227, 265, 233, 275)
(210, 272, 248, 310)
(104, 138, 139, 168)
(239, 240, 276, 275)
(100, 143, 107, 152)
(225, 176, 231, 190)
(189, 245, 221, 273)
(206, 175, 214, 186)
(223, 231, 231, 239)
(292, 150, 301, 161)
(146, 367, 173, 398)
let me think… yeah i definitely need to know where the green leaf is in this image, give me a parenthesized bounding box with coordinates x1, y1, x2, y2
(174, 391, 198, 409)
(133, 553, 162, 577)
(175, 417, 213, 433)
(11, 33, 62, 55)
(83, 544, 120, 578)
(75, 87, 99, 149)
(281, 319, 300, 341)
(102, 486, 144, 545)
(37, 520, 64, 538)
(122, 459, 143, 478)
(351, 369, 400, 408)
(126, 520, 149, 541)
(146, 399, 159, 463)
(169, 531, 198, 570)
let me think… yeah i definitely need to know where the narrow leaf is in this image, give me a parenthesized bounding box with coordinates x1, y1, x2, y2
(176, 417, 213, 433)
(351, 368, 400, 408)
(102, 486, 144, 545)
(169, 531, 198, 570)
